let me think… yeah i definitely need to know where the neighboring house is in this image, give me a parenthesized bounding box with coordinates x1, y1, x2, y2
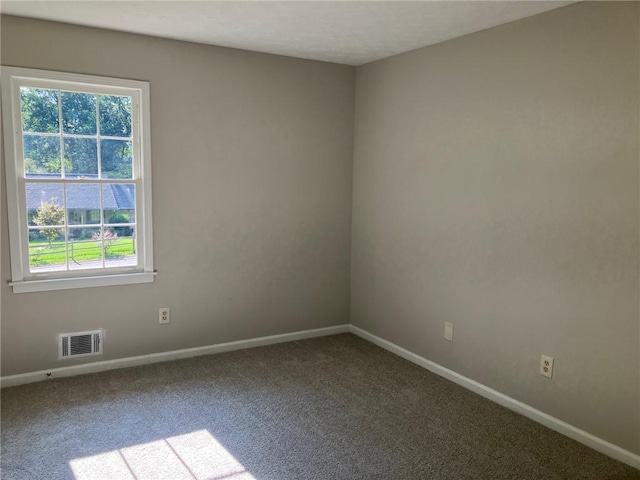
(26, 177, 135, 227)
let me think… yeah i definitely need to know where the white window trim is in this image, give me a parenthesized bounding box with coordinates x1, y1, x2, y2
(1, 66, 155, 293)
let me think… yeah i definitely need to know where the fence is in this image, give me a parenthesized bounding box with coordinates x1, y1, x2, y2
(29, 235, 136, 267)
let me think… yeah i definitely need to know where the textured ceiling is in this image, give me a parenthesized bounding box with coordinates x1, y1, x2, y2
(1, 1, 576, 66)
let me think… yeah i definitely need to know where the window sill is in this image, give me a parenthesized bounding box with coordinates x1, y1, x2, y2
(9, 271, 157, 293)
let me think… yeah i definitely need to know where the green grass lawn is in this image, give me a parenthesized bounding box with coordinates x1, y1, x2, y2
(30, 236, 135, 266)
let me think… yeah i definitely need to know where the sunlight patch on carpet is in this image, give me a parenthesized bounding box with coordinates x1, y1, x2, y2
(70, 429, 256, 480)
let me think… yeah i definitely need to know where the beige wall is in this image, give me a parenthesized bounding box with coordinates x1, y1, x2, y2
(1, 16, 355, 375)
(352, 2, 639, 454)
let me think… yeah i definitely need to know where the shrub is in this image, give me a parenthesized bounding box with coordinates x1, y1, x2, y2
(108, 211, 133, 236)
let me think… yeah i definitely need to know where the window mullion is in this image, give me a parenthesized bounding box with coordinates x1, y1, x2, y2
(99, 181, 106, 269)
(62, 182, 70, 271)
(96, 94, 102, 180)
(95, 93, 107, 269)
(58, 90, 70, 271)
(25, 178, 134, 184)
(58, 90, 65, 178)
(21, 131, 59, 138)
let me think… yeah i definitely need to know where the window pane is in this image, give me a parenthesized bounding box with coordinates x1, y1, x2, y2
(66, 184, 101, 225)
(62, 92, 96, 135)
(105, 212, 134, 234)
(106, 226, 137, 269)
(103, 184, 136, 269)
(26, 182, 66, 273)
(20, 87, 59, 134)
(29, 228, 66, 273)
(24, 134, 61, 177)
(101, 139, 132, 179)
(26, 183, 65, 227)
(64, 137, 98, 178)
(103, 184, 135, 221)
(99, 95, 132, 137)
(68, 227, 101, 270)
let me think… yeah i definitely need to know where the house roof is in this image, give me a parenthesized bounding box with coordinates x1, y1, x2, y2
(26, 181, 135, 211)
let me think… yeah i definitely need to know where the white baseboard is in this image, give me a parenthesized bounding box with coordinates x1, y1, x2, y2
(2, 322, 637, 470)
(348, 325, 640, 471)
(0, 324, 350, 389)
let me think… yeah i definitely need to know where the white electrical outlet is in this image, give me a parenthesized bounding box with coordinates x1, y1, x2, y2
(159, 308, 170, 325)
(444, 322, 454, 342)
(540, 354, 554, 379)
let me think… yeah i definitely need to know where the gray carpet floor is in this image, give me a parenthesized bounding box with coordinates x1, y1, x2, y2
(1, 333, 638, 480)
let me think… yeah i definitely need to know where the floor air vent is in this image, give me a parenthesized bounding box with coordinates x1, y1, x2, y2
(59, 330, 103, 359)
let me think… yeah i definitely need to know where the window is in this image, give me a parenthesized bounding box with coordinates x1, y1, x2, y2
(2, 67, 154, 293)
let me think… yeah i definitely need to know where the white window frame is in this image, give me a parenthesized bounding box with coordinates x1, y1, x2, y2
(2, 66, 155, 293)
